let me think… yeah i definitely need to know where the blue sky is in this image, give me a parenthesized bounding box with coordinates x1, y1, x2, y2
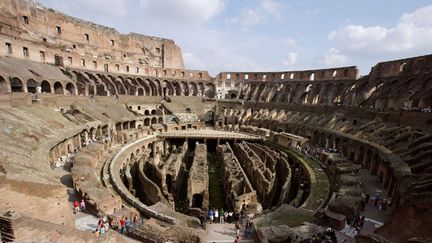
(40, 0, 432, 76)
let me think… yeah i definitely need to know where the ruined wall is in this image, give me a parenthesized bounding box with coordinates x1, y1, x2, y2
(232, 141, 275, 208)
(216, 55, 432, 111)
(216, 103, 428, 210)
(0, 0, 186, 71)
(217, 143, 261, 213)
(187, 143, 209, 210)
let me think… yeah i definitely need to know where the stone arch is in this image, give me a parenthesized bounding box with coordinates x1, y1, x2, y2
(162, 80, 174, 96)
(189, 82, 198, 96)
(40, 80, 51, 93)
(53, 81, 64, 95)
(0, 76, 9, 94)
(115, 78, 127, 95)
(172, 81, 181, 96)
(204, 83, 216, 98)
(180, 81, 189, 96)
(144, 118, 150, 126)
(27, 79, 38, 93)
(10, 77, 24, 92)
(136, 78, 150, 95)
(138, 88, 144, 96)
(65, 82, 76, 95)
(198, 82, 204, 96)
(154, 79, 162, 96)
(147, 79, 157, 96)
(97, 74, 117, 96)
(205, 110, 215, 126)
(151, 117, 157, 124)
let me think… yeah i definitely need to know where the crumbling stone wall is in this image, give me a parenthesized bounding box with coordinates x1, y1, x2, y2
(217, 143, 261, 213)
(232, 141, 275, 208)
(187, 143, 209, 210)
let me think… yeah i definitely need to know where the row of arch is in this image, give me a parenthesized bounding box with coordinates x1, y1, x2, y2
(68, 70, 216, 98)
(0, 75, 77, 95)
(0, 71, 217, 98)
(238, 81, 358, 106)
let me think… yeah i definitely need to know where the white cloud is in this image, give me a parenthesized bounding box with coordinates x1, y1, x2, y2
(241, 8, 265, 27)
(282, 52, 298, 68)
(139, 0, 226, 26)
(183, 52, 206, 70)
(319, 48, 348, 66)
(283, 37, 297, 48)
(260, 0, 283, 17)
(227, 0, 286, 28)
(328, 5, 432, 57)
(43, 0, 127, 18)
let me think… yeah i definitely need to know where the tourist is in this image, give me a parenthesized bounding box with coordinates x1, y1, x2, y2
(245, 221, 252, 238)
(80, 199, 86, 211)
(378, 198, 384, 210)
(133, 214, 138, 224)
(358, 216, 365, 229)
(73, 200, 80, 214)
(214, 209, 219, 223)
(228, 211, 233, 223)
(94, 229, 100, 238)
(119, 217, 126, 234)
(125, 217, 131, 232)
(208, 209, 214, 224)
(353, 228, 359, 239)
(234, 235, 241, 243)
(99, 224, 105, 234)
(235, 221, 241, 236)
(220, 208, 225, 223)
(224, 210, 228, 223)
(110, 218, 119, 230)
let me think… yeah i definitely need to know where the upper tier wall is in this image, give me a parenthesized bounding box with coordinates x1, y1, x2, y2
(0, 0, 186, 70)
(216, 66, 359, 82)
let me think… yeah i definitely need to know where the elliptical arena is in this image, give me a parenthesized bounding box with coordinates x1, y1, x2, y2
(0, 1, 431, 242)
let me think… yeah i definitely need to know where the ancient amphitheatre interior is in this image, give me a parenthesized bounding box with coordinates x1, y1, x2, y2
(0, 0, 431, 242)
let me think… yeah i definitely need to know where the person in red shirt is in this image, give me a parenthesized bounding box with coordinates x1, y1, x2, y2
(73, 200, 79, 214)
(119, 217, 126, 234)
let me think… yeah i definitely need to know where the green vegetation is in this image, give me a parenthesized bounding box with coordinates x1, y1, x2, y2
(207, 153, 225, 209)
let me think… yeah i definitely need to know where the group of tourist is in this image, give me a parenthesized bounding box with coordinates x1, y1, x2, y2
(93, 213, 140, 238)
(207, 208, 235, 224)
(279, 228, 338, 243)
(368, 192, 390, 211)
(72, 199, 86, 214)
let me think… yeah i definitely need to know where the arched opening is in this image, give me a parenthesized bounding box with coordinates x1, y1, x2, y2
(10, 78, 24, 92)
(230, 93, 237, 99)
(27, 79, 37, 93)
(53, 82, 64, 94)
(151, 117, 157, 124)
(138, 88, 144, 96)
(0, 76, 8, 94)
(166, 174, 173, 193)
(65, 82, 76, 95)
(204, 83, 216, 98)
(205, 111, 215, 126)
(144, 118, 150, 126)
(192, 193, 203, 208)
(40, 80, 51, 93)
(158, 117, 163, 123)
